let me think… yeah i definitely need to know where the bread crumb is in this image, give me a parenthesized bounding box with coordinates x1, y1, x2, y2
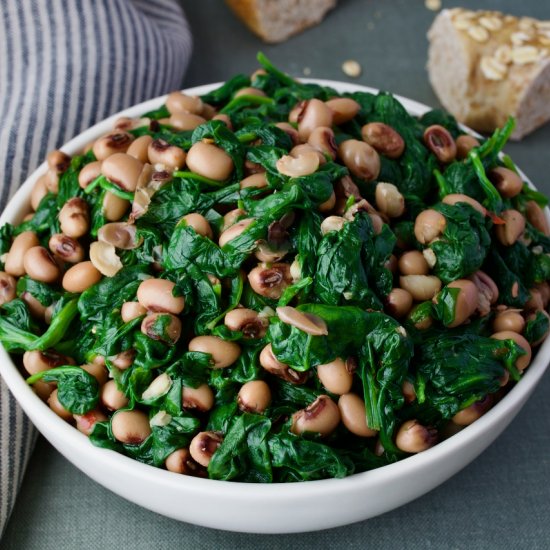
(342, 60, 361, 78)
(425, 0, 442, 11)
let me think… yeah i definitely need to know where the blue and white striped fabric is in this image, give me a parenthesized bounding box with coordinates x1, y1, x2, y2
(0, 0, 192, 535)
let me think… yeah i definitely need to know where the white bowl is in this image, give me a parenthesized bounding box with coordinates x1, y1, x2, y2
(1, 80, 549, 534)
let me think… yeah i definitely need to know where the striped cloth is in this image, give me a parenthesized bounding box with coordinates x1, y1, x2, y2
(0, 0, 192, 535)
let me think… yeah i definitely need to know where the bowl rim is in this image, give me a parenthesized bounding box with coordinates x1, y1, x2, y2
(1, 78, 549, 500)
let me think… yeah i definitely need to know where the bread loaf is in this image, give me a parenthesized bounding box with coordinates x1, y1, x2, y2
(225, 0, 337, 43)
(427, 9, 550, 139)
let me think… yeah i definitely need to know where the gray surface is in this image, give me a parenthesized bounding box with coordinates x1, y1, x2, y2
(4, 0, 550, 548)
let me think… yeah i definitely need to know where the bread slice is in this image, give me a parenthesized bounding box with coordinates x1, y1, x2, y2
(427, 9, 550, 139)
(225, 0, 337, 43)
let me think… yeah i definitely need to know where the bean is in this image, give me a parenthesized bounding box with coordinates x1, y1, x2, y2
(361, 122, 405, 159)
(385, 254, 398, 274)
(62, 261, 102, 293)
(338, 139, 380, 181)
(218, 218, 255, 248)
(221, 208, 246, 231)
(0, 271, 16, 306)
(23, 246, 60, 283)
(400, 274, 442, 301)
(452, 395, 492, 426)
(385, 287, 413, 318)
(248, 262, 292, 299)
(110, 349, 136, 371)
(166, 91, 203, 115)
(111, 410, 151, 444)
(234, 86, 266, 98)
(296, 98, 333, 141)
(182, 383, 215, 412)
(23, 349, 73, 376)
(274, 122, 300, 146)
(188, 335, 241, 368)
(414, 209, 446, 244)
(455, 134, 480, 159)
(442, 193, 485, 215)
(31, 176, 49, 210)
(121, 301, 147, 323)
(141, 313, 182, 345)
(237, 380, 272, 413)
(44, 169, 60, 194)
(126, 135, 153, 163)
(493, 310, 525, 334)
(92, 132, 133, 161)
(338, 393, 377, 437)
(98, 222, 140, 250)
(48, 389, 73, 421)
(525, 200, 550, 236)
(21, 291, 46, 318)
(165, 448, 200, 475)
(169, 112, 207, 131)
(318, 191, 336, 214)
(320, 215, 346, 235)
(89, 241, 123, 277)
(423, 125, 457, 163)
(58, 197, 89, 238)
(276, 305, 328, 336)
(189, 431, 223, 467)
(325, 97, 360, 125)
(468, 270, 499, 316)
(402, 380, 417, 403)
(137, 278, 185, 314)
(48, 233, 84, 263)
(224, 307, 268, 338)
(181, 213, 213, 239)
(101, 152, 145, 192)
(398, 250, 429, 276)
(437, 279, 478, 328)
(81, 362, 109, 385)
(212, 113, 233, 130)
(240, 173, 268, 190)
(259, 343, 308, 385)
(487, 166, 523, 198)
(5, 231, 39, 276)
(100, 379, 129, 411)
(525, 288, 544, 312)
(77, 162, 102, 191)
(395, 419, 437, 453)
(186, 140, 234, 181)
(491, 331, 532, 371)
(307, 126, 337, 160)
(495, 209, 525, 246)
(147, 139, 187, 172)
(276, 151, 319, 177)
(47, 150, 71, 173)
(103, 192, 130, 221)
(316, 358, 353, 395)
(291, 395, 340, 437)
(375, 182, 405, 218)
(33, 381, 54, 401)
(74, 409, 108, 436)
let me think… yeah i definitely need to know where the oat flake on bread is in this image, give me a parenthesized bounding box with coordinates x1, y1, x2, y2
(427, 8, 550, 139)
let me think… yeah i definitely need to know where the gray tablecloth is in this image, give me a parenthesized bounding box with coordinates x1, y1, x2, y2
(3, 0, 550, 548)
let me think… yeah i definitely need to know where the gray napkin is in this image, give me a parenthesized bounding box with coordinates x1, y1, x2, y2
(0, 0, 192, 534)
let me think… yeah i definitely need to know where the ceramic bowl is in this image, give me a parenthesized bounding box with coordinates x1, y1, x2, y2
(1, 80, 549, 534)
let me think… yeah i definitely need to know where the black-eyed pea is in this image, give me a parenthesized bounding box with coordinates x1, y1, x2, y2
(81, 362, 109, 385)
(375, 182, 405, 218)
(361, 122, 405, 159)
(147, 139, 187, 172)
(455, 134, 480, 160)
(78, 160, 102, 189)
(224, 307, 268, 338)
(423, 125, 457, 163)
(320, 215, 346, 235)
(110, 349, 136, 371)
(219, 218, 255, 247)
(188, 335, 241, 368)
(103, 192, 130, 222)
(240, 173, 268, 190)
(126, 135, 153, 163)
(21, 291, 47, 319)
(92, 132, 134, 161)
(0, 271, 17, 306)
(395, 419, 437, 453)
(141, 313, 182, 345)
(414, 209, 446, 244)
(237, 380, 271, 413)
(165, 448, 200, 475)
(248, 263, 292, 299)
(274, 122, 300, 146)
(234, 87, 266, 98)
(291, 395, 340, 437)
(325, 97, 360, 125)
(101, 153, 145, 192)
(338, 393, 377, 437)
(318, 191, 336, 214)
(31, 176, 49, 210)
(200, 102, 216, 120)
(181, 213, 213, 239)
(276, 306, 327, 336)
(74, 409, 108, 436)
(48, 389, 73, 421)
(437, 279, 478, 328)
(137, 278, 185, 314)
(399, 275, 442, 301)
(23, 349, 73, 377)
(166, 91, 203, 115)
(59, 197, 89, 238)
(491, 331, 532, 371)
(402, 380, 416, 403)
(169, 113, 207, 131)
(101, 380, 129, 411)
(296, 98, 333, 141)
(307, 126, 337, 160)
(48, 233, 84, 263)
(212, 113, 233, 130)
(98, 222, 140, 250)
(5, 231, 40, 276)
(62, 261, 102, 293)
(259, 343, 308, 385)
(338, 139, 381, 181)
(189, 431, 223, 467)
(182, 384, 214, 412)
(452, 395, 493, 426)
(316, 358, 353, 395)
(468, 270, 499, 316)
(23, 246, 60, 283)
(398, 250, 429, 276)
(33, 380, 55, 401)
(276, 151, 320, 177)
(121, 301, 146, 323)
(290, 144, 326, 166)
(47, 150, 71, 174)
(186, 140, 234, 181)
(495, 209, 525, 246)
(493, 310, 525, 334)
(111, 410, 151, 444)
(525, 200, 550, 236)
(442, 194, 485, 215)
(385, 288, 413, 319)
(489, 167, 523, 198)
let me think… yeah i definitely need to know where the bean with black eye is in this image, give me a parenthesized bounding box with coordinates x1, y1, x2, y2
(126, 135, 153, 163)
(102, 153, 145, 192)
(338, 139, 380, 181)
(325, 97, 360, 125)
(121, 301, 146, 323)
(0, 271, 17, 306)
(189, 431, 223, 467)
(238, 381, 271, 413)
(101, 380, 129, 411)
(455, 134, 480, 159)
(395, 419, 437, 453)
(147, 139, 187, 171)
(137, 278, 185, 314)
(489, 167, 522, 198)
(111, 410, 151, 444)
(181, 213, 213, 239)
(385, 288, 413, 318)
(141, 313, 182, 345)
(248, 263, 292, 299)
(259, 343, 308, 385)
(49, 233, 84, 263)
(307, 126, 337, 160)
(102, 191, 130, 222)
(47, 150, 71, 174)
(338, 393, 377, 437)
(224, 308, 268, 338)
(59, 197, 89, 238)
(169, 113, 207, 131)
(414, 209, 446, 244)
(291, 395, 340, 437)
(182, 384, 214, 412)
(5, 231, 40, 277)
(48, 389, 73, 421)
(166, 91, 203, 115)
(296, 98, 333, 141)
(423, 125, 457, 163)
(188, 335, 241, 368)
(186, 140, 234, 181)
(23, 246, 60, 283)
(165, 448, 200, 475)
(361, 122, 405, 159)
(316, 358, 353, 395)
(92, 131, 134, 161)
(78, 160, 102, 189)
(62, 261, 102, 293)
